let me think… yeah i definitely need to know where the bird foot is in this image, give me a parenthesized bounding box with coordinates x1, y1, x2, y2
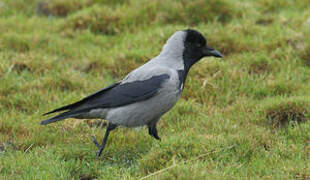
(153, 135, 161, 141)
(90, 135, 100, 148)
(148, 126, 161, 141)
(90, 136, 105, 158)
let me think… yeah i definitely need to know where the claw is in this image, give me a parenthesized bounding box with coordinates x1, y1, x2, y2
(154, 135, 161, 141)
(90, 135, 108, 158)
(90, 135, 100, 148)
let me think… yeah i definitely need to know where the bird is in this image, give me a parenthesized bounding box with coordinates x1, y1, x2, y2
(41, 29, 223, 157)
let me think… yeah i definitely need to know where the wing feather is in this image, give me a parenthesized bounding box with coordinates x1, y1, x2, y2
(41, 74, 170, 125)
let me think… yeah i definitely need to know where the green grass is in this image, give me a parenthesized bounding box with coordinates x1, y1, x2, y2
(1, 0, 310, 179)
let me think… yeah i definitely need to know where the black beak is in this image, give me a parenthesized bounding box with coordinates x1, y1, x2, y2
(202, 45, 223, 58)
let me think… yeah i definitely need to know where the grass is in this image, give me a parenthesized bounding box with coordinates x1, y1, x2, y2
(0, 0, 309, 179)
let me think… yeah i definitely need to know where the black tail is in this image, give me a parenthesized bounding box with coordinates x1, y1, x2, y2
(40, 110, 83, 125)
(43, 104, 76, 116)
(43, 82, 120, 116)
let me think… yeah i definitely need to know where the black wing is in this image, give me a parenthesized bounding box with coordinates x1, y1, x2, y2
(43, 82, 121, 115)
(41, 74, 170, 125)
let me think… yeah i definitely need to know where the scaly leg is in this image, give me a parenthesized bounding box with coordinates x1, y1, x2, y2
(90, 122, 117, 158)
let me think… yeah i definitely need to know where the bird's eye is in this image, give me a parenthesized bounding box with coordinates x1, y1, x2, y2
(196, 43, 203, 48)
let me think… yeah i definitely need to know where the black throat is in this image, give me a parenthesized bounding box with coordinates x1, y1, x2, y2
(177, 52, 197, 90)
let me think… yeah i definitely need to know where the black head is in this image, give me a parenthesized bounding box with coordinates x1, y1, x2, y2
(183, 29, 222, 71)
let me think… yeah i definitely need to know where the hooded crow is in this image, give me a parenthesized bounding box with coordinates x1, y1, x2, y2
(41, 29, 223, 157)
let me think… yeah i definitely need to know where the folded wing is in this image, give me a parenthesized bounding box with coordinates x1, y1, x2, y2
(41, 74, 170, 125)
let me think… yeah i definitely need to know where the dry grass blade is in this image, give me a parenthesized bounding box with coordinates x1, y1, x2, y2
(24, 143, 34, 153)
(139, 145, 235, 180)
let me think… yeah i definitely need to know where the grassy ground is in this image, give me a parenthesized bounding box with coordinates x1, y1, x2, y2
(0, 0, 310, 179)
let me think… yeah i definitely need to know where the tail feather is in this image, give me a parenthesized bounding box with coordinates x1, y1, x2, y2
(40, 110, 83, 125)
(43, 104, 74, 116)
(43, 82, 120, 116)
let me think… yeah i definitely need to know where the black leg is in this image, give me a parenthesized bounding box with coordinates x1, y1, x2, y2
(148, 124, 161, 141)
(91, 122, 117, 158)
